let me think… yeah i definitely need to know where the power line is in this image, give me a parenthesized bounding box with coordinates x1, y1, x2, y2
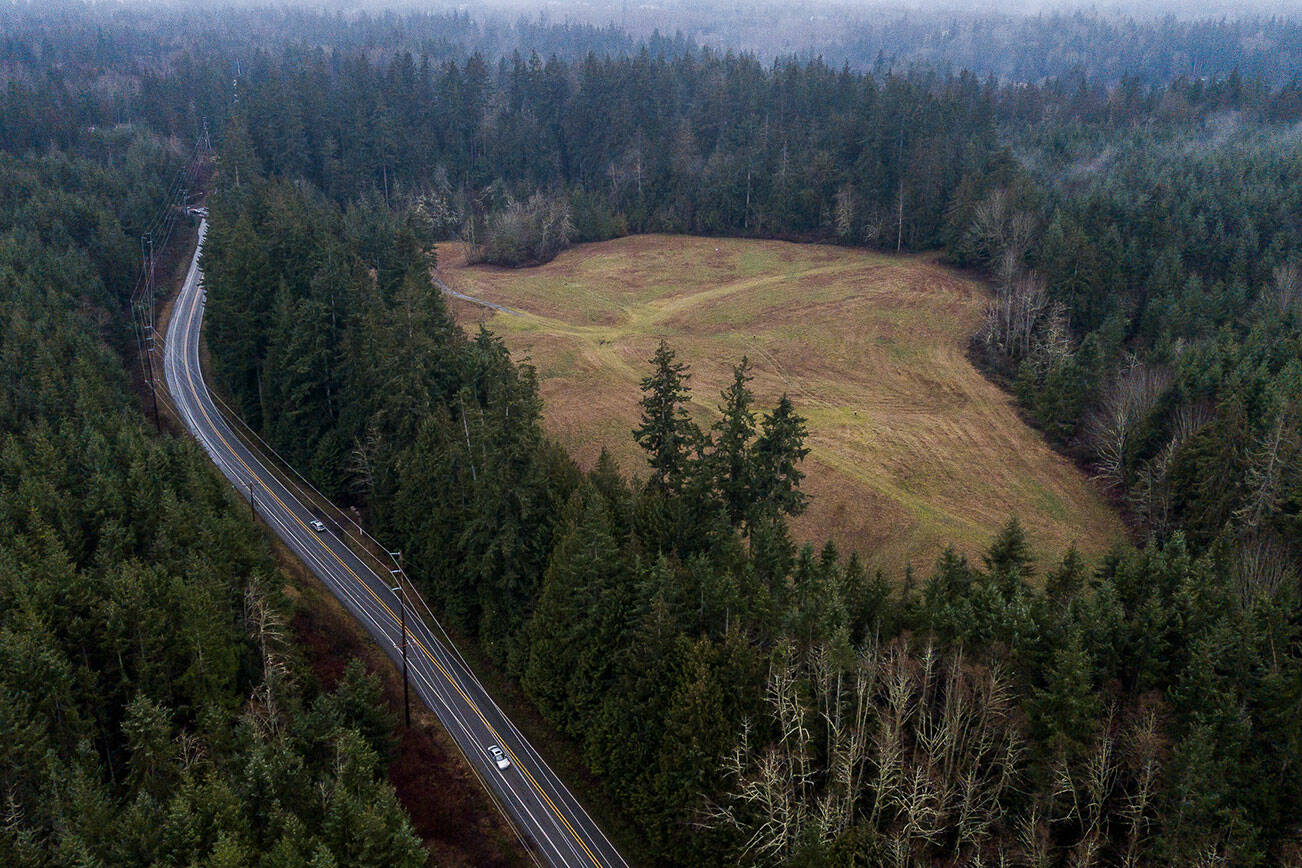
(159, 265, 545, 868)
(199, 359, 621, 864)
(130, 135, 210, 437)
(141, 232, 160, 433)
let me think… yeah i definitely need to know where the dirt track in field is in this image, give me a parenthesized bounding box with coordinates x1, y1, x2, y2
(441, 234, 1124, 575)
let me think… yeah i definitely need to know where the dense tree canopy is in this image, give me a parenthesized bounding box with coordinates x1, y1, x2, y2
(2, 4, 1301, 866)
(0, 139, 423, 864)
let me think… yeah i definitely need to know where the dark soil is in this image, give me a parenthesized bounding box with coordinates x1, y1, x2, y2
(282, 542, 532, 868)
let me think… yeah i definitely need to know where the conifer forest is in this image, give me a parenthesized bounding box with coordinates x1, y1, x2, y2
(1, 2, 1300, 865)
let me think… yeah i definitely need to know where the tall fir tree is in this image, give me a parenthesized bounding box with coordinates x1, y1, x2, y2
(633, 341, 700, 493)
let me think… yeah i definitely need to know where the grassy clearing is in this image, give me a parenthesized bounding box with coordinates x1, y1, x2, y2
(441, 234, 1125, 575)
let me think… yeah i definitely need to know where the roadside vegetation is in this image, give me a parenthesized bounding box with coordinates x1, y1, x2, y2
(0, 141, 425, 865)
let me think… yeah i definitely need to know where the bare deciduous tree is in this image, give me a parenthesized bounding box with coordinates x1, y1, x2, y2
(1235, 408, 1298, 532)
(1232, 533, 1299, 606)
(244, 576, 293, 736)
(1131, 402, 1212, 534)
(968, 188, 1036, 283)
(607, 135, 648, 200)
(979, 272, 1051, 363)
(1026, 302, 1075, 377)
(409, 171, 463, 241)
(708, 638, 1021, 865)
(1270, 262, 1300, 315)
(711, 644, 1171, 865)
(348, 424, 382, 496)
(1043, 707, 1167, 868)
(1087, 357, 1172, 489)
(1191, 843, 1232, 868)
(1016, 806, 1052, 868)
(834, 184, 856, 240)
(861, 202, 887, 245)
(1120, 710, 1162, 868)
(176, 730, 208, 774)
(466, 190, 574, 266)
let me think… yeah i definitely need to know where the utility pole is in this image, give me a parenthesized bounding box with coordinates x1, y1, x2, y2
(248, 478, 256, 520)
(144, 231, 155, 301)
(144, 325, 160, 433)
(390, 568, 411, 728)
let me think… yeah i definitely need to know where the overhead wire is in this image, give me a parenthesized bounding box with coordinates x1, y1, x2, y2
(131, 133, 211, 435)
(141, 131, 616, 865)
(197, 345, 625, 867)
(160, 263, 546, 867)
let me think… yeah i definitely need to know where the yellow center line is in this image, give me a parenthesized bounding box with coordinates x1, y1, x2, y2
(174, 250, 603, 868)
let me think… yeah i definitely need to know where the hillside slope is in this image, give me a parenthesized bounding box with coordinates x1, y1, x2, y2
(442, 234, 1124, 572)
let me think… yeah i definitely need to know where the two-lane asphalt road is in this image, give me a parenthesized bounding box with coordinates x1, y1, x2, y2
(164, 220, 628, 868)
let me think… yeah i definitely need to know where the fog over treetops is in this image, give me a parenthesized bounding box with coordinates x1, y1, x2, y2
(73, 0, 1302, 85)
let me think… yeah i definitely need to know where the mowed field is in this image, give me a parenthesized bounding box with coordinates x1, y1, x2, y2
(439, 235, 1124, 574)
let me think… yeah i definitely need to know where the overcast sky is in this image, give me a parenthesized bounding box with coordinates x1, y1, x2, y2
(383, 0, 1302, 19)
(137, 0, 1298, 17)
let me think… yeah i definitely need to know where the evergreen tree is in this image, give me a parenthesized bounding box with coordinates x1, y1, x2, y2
(1028, 624, 1101, 761)
(633, 341, 700, 493)
(709, 357, 758, 527)
(1046, 544, 1088, 604)
(983, 515, 1035, 597)
(218, 110, 262, 188)
(750, 394, 811, 525)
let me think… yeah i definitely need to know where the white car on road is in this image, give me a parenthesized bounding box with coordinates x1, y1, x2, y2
(488, 745, 511, 770)
(309, 519, 326, 533)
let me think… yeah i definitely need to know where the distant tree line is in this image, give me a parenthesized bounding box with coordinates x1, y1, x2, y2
(825, 12, 1302, 86)
(159, 49, 1006, 265)
(4, 4, 1301, 270)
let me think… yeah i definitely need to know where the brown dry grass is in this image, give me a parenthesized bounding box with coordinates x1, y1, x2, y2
(440, 235, 1124, 575)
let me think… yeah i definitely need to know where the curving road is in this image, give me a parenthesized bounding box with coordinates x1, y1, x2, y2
(164, 220, 628, 868)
